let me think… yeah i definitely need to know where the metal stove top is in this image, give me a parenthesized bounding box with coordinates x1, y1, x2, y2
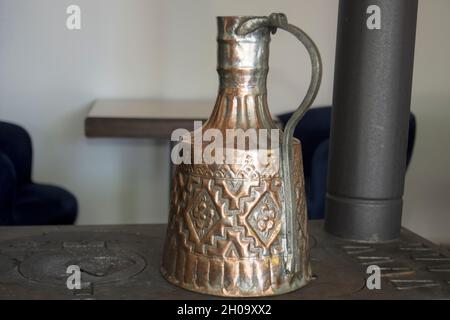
(0, 221, 449, 299)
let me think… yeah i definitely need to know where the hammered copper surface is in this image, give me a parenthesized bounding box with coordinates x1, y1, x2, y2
(161, 143, 308, 297)
(160, 14, 322, 297)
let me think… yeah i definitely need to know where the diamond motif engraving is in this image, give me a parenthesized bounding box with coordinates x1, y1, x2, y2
(247, 193, 281, 246)
(187, 190, 220, 240)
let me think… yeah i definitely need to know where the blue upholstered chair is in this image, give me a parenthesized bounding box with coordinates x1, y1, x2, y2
(278, 106, 416, 220)
(0, 121, 78, 225)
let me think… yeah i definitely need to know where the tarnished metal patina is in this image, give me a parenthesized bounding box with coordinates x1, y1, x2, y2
(161, 13, 322, 297)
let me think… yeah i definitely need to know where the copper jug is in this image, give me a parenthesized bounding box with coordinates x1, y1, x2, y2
(161, 13, 322, 297)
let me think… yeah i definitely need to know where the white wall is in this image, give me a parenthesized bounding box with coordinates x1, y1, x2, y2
(402, 0, 450, 246)
(0, 1, 448, 244)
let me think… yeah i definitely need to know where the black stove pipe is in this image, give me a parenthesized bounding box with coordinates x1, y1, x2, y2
(325, 0, 418, 241)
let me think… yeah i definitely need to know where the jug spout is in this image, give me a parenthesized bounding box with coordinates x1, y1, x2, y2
(216, 16, 270, 93)
(202, 16, 277, 132)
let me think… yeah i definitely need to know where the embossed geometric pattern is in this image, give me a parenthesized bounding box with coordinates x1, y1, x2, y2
(224, 179, 243, 193)
(162, 142, 310, 296)
(187, 190, 220, 241)
(247, 192, 281, 247)
(161, 140, 310, 297)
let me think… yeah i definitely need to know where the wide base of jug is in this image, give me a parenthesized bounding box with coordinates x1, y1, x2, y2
(160, 263, 310, 298)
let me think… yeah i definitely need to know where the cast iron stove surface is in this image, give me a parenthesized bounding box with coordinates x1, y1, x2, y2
(0, 222, 449, 299)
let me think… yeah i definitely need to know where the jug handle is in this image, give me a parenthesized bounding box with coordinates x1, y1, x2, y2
(237, 13, 322, 272)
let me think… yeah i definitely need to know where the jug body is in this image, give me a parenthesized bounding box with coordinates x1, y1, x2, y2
(161, 15, 319, 297)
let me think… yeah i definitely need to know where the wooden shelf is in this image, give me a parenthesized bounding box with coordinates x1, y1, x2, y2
(85, 99, 213, 139)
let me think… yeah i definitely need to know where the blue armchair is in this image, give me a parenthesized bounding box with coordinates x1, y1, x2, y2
(0, 121, 78, 225)
(278, 106, 416, 220)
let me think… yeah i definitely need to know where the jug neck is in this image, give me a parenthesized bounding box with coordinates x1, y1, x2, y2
(216, 16, 270, 94)
(204, 17, 277, 131)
